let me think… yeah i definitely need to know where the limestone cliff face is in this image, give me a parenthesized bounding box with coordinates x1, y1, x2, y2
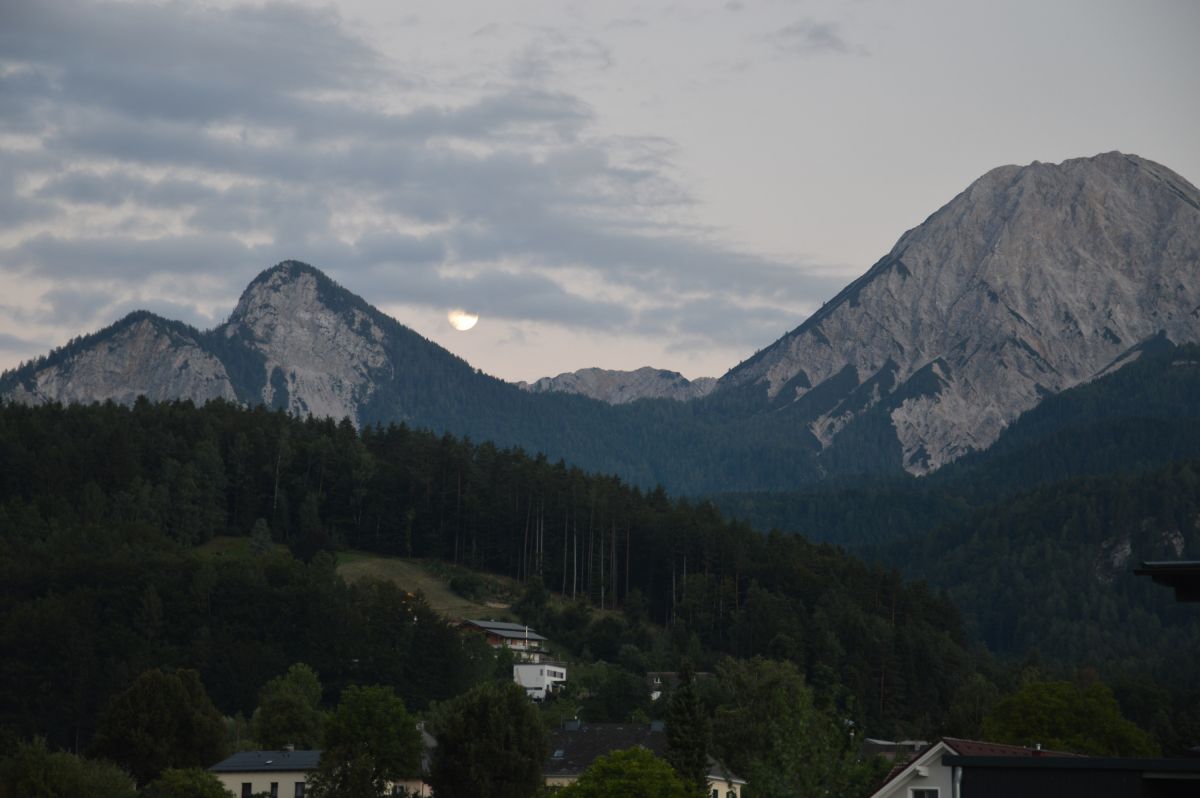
(222, 262, 392, 424)
(718, 152, 1200, 473)
(2, 313, 236, 406)
(516, 366, 717, 404)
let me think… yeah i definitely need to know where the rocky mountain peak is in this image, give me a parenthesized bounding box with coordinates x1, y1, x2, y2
(0, 310, 235, 407)
(719, 152, 1200, 473)
(223, 261, 392, 423)
(516, 366, 717, 404)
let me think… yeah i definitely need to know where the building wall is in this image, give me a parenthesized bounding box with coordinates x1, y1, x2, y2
(214, 770, 310, 798)
(876, 761, 954, 798)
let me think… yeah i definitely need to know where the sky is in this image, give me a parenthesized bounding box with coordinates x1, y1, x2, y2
(1, 0, 1197, 382)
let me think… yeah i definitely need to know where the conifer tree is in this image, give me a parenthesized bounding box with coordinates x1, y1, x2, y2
(665, 660, 710, 797)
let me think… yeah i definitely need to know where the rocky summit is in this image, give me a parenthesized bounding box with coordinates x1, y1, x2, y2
(516, 367, 717, 404)
(717, 152, 1200, 473)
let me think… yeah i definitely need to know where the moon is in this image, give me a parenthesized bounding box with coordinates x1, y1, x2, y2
(447, 309, 479, 331)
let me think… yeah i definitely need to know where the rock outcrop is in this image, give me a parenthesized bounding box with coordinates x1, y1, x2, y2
(516, 367, 716, 404)
(717, 152, 1200, 473)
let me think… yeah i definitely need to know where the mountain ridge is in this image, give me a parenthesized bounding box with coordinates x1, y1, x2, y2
(515, 366, 717, 404)
(716, 151, 1200, 473)
(3, 152, 1198, 491)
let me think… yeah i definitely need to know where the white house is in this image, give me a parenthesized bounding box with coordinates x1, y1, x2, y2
(865, 737, 1083, 798)
(209, 750, 319, 798)
(513, 661, 567, 700)
(210, 739, 436, 798)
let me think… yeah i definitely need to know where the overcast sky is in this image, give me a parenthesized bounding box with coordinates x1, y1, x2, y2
(1, 0, 1197, 381)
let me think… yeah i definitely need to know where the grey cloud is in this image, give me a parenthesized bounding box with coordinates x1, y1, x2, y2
(3, 232, 259, 280)
(0, 0, 838, 360)
(770, 19, 858, 56)
(338, 262, 632, 330)
(3, 0, 385, 126)
(635, 296, 799, 350)
(37, 286, 119, 326)
(352, 232, 447, 267)
(511, 31, 614, 82)
(37, 171, 221, 208)
(0, 330, 50, 353)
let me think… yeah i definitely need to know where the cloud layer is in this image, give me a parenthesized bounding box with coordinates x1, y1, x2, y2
(0, 0, 827, 377)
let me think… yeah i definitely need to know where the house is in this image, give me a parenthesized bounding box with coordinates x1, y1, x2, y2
(645, 670, 713, 701)
(545, 720, 746, 797)
(514, 660, 567, 700)
(461, 619, 548, 662)
(865, 737, 1083, 798)
(209, 750, 320, 798)
(942, 750, 1200, 797)
(210, 733, 436, 798)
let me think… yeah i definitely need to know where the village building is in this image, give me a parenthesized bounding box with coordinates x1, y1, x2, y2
(545, 719, 746, 797)
(209, 750, 319, 798)
(460, 618, 548, 662)
(513, 660, 568, 700)
(866, 737, 1083, 798)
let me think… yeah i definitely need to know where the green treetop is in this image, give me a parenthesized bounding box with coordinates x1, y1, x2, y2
(428, 681, 546, 798)
(307, 685, 421, 798)
(560, 747, 689, 798)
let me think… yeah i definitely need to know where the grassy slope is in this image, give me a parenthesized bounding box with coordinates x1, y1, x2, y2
(336, 552, 517, 622)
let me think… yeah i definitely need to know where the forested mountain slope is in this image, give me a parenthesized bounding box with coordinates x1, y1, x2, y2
(0, 399, 974, 749)
(716, 343, 1200, 548)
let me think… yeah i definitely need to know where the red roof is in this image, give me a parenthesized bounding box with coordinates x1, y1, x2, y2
(868, 737, 1087, 797)
(942, 737, 1085, 758)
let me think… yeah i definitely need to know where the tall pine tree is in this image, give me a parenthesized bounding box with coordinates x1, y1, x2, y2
(665, 660, 710, 797)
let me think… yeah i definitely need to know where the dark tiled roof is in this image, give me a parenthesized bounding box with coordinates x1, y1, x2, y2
(942, 737, 1084, 758)
(210, 750, 321, 773)
(545, 723, 667, 777)
(463, 619, 548, 641)
(545, 723, 744, 784)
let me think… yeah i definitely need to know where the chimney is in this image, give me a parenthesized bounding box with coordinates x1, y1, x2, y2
(1032, 743, 1042, 756)
(284, 744, 295, 753)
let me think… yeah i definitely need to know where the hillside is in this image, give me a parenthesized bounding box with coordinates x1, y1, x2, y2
(0, 398, 977, 744)
(715, 342, 1200, 548)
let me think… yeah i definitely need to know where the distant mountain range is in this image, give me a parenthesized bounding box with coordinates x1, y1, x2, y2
(516, 367, 717, 404)
(3, 152, 1198, 492)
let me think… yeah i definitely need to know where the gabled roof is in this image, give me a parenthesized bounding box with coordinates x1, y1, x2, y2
(544, 723, 744, 784)
(940, 737, 1082, 758)
(463, 619, 548, 641)
(866, 737, 1085, 798)
(210, 750, 321, 773)
(546, 722, 666, 777)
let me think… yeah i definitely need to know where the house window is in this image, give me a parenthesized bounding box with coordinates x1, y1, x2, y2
(711, 790, 719, 798)
(241, 785, 252, 798)
(911, 790, 938, 798)
(270, 782, 279, 798)
(295, 783, 306, 798)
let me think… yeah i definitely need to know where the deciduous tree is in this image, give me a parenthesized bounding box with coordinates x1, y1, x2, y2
(307, 685, 420, 798)
(89, 668, 226, 786)
(560, 747, 688, 798)
(428, 681, 545, 798)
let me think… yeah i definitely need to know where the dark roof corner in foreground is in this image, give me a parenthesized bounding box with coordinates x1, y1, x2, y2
(1134, 561, 1200, 602)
